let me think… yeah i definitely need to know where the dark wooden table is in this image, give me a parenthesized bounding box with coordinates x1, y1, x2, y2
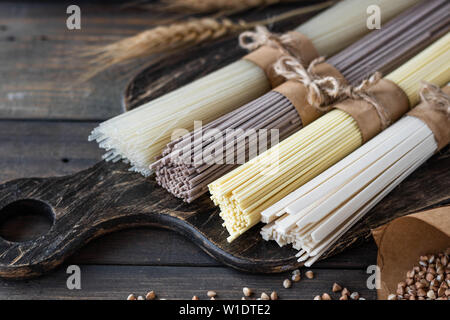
(0, 1, 379, 300)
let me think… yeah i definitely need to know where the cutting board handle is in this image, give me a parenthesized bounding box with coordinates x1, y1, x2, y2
(0, 160, 307, 279)
(0, 161, 196, 279)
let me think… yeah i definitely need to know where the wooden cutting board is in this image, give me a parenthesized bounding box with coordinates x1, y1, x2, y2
(0, 39, 449, 279)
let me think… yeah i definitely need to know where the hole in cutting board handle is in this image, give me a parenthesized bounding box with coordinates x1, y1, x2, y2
(0, 199, 55, 242)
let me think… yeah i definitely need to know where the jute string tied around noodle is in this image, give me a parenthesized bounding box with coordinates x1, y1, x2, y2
(331, 72, 410, 143)
(273, 55, 343, 111)
(268, 54, 348, 127)
(409, 83, 450, 151)
(419, 82, 450, 117)
(240, 26, 319, 87)
(273, 61, 401, 133)
(274, 63, 389, 129)
(339, 72, 392, 129)
(239, 26, 302, 58)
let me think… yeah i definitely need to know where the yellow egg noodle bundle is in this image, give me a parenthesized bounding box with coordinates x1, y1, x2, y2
(209, 34, 450, 243)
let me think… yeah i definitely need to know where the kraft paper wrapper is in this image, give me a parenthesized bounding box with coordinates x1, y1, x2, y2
(372, 206, 450, 300)
(273, 63, 347, 126)
(243, 31, 319, 88)
(408, 85, 450, 151)
(335, 79, 410, 143)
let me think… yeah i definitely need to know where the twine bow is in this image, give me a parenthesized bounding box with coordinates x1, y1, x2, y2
(239, 26, 301, 60)
(420, 82, 450, 118)
(339, 72, 392, 130)
(274, 53, 390, 129)
(273, 56, 342, 110)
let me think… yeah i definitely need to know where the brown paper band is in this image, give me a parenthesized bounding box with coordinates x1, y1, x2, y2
(372, 206, 450, 300)
(243, 31, 319, 88)
(334, 79, 410, 143)
(273, 63, 347, 126)
(408, 85, 450, 151)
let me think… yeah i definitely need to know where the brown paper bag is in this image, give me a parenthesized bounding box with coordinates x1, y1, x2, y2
(372, 206, 450, 300)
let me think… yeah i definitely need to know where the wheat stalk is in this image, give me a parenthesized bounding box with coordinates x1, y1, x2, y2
(82, 2, 335, 80)
(161, 0, 302, 14)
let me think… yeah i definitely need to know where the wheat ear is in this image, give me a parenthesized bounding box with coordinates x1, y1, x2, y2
(82, 2, 334, 80)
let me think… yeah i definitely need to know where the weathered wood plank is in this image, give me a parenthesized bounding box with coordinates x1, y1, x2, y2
(0, 2, 317, 120)
(0, 264, 377, 300)
(69, 228, 378, 269)
(0, 2, 161, 120)
(0, 120, 102, 182)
